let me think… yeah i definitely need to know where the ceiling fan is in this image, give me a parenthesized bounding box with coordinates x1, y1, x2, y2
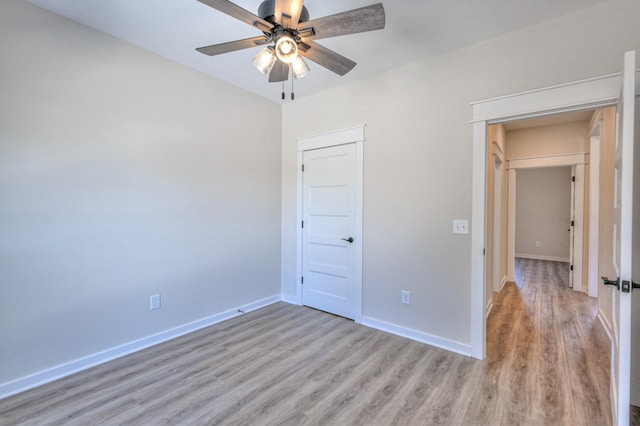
(195, 0, 385, 88)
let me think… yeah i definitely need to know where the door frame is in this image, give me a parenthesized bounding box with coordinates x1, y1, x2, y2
(492, 152, 505, 293)
(505, 156, 586, 291)
(588, 113, 603, 298)
(470, 72, 623, 360)
(295, 125, 365, 323)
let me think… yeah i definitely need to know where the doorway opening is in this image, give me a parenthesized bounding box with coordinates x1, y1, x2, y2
(485, 110, 601, 317)
(483, 107, 616, 424)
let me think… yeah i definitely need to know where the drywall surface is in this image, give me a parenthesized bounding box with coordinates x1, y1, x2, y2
(281, 0, 640, 348)
(506, 122, 589, 160)
(0, 0, 281, 387)
(515, 167, 572, 260)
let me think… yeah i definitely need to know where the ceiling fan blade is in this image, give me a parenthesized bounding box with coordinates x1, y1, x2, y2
(197, 0, 274, 32)
(298, 3, 385, 41)
(275, 0, 304, 29)
(269, 60, 290, 82)
(196, 36, 270, 56)
(298, 40, 356, 76)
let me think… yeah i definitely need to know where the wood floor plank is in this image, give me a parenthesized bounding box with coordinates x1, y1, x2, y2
(0, 259, 612, 425)
(632, 404, 640, 426)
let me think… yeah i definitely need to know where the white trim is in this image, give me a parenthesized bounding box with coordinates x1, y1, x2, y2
(515, 254, 571, 263)
(354, 141, 364, 323)
(296, 125, 365, 323)
(570, 165, 576, 289)
(360, 316, 471, 357)
(470, 71, 622, 362)
(0, 295, 281, 400)
(507, 153, 587, 169)
(507, 169, 517, 282)
(294, 150, 304, 306)
(471, 73, 621, 123)
(492, 156, 504, 292)
(470, 121, 487, 359)
(573, 164, 586, 293)
(598, 308, 613, 342)
(485, 298, 494, 320)
(492, 141, 504, 157)
(588, 129, 601, 298)
(296, 125, 365, 152)
(499, 276, 508, 291)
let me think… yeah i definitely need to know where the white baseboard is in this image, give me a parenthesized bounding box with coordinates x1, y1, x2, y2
(486, 298, 494, 320)
(360, 316, 471, 357)
(597, 308, 612, 342)
(0, 295, 281, 400)
(280, 293, 301, 305)
(499, 276, 508, 291)
(515, 253, 570, 263)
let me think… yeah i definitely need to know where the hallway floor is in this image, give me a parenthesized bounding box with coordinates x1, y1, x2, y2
(480, 258, 611, 424)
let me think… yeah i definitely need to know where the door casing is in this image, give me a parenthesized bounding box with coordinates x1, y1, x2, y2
(295, 125, 365, 323)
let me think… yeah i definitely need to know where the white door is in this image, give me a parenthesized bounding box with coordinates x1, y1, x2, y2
(607, 50, 635, 426)
(302, 143, 358, 319)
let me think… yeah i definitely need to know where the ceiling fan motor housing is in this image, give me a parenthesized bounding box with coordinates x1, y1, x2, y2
(257, 0, 309, 25)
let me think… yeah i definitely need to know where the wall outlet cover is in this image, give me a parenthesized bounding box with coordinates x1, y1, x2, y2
(150, 294, 161, 310)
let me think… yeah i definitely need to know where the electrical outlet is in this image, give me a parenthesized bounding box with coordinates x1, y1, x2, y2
(536, 241, 541, 247)
(453, 219, 469, 235)
(402, 290, 410, 305)
(150, 294, 161, 310)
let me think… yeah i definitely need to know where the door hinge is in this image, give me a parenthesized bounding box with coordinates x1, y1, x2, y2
(301, 276, 304, 284)
(572, 176, 575, 182)
(570, 265, 574, 271)
(483, 248, 486, 256)
(301, 220, 304, 228)
(301, 164, 305, 172)
(571, 220, 574, 227)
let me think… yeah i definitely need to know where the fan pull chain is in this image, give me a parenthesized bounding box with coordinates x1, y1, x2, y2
(291, 76, 295, 101)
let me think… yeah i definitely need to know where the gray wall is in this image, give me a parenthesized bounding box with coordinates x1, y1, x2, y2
(515, 168, 572, 261)
(0, 0, 281, 386)
(281, 0, 640, 348)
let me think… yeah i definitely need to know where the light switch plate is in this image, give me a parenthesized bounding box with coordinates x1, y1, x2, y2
(453, 219, 469, 235)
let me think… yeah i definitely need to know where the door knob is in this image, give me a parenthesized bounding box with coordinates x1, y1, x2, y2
(341, 237, 354, 243)
(601, 276, 620, 290)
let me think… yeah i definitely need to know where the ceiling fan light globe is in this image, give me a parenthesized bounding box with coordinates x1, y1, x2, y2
(291, 55, 310, 79)
(252, 47, 277, 74)
(275, 36, 298, 64)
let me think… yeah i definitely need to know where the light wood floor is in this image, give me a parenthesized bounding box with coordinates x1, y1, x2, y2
(0, 259, 611, 425)
(632, 405, 640, 426)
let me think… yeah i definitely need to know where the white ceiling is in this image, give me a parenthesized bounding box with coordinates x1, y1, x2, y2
(26, 0, 611, 103)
